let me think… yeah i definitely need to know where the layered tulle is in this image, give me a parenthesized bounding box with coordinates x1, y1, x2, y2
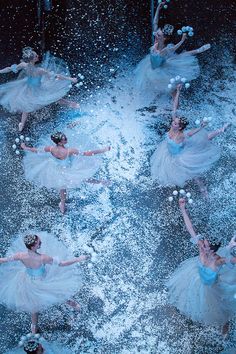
(166, 256, 236, 326)
(151, 129, 221, 186)
(23, 128, 102, 190)
(134, 50, 200, 106)
(0, 231, 83, 313)
(0, 53, 72, 113)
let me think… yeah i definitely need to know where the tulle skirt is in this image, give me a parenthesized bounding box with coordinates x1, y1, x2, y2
(0, 53, 72, 113)
(0, 231, 83, 313)
(167, 256, 233, 326)
(135, 51, 200, 106)
(151, 129, 221, 186)
(23, 128, 102, 190)
(5, 339, 71, 354)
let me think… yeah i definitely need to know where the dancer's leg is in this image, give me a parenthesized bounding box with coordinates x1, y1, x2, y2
(19, 112, 29, 132)
(59, 189, 67, 214)
(58, 98, 80, 109)
(208, 123, 231, 140)
(31, 312, 39, 333)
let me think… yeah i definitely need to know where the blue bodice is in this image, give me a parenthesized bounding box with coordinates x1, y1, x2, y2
(26, 264, 46, 278)
(166, 135, 184, 155)
(27, 76, 42, 87)
(198, 263, 218, 285)
(150, 53, 166, 69)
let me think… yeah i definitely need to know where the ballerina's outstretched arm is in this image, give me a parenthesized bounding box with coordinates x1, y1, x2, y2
(179, 198, 206, 250)
(207, 123, 231, 140)
(153, 2, 165, 33)
(69, 146, 111, 156)
(162, 33, 187, 55)
(55, 74, 77, 83)
(41, 254, 89, 267)
(172, 84, 182, 118)
(58, 255, 89, 266)
(21, 143, 39, 153)
(0, 252, 24, 263)
(186, 121, 208, 137)
(0, 62, 26, 74)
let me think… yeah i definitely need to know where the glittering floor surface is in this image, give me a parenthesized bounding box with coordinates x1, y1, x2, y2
(0, 43, 235, 353)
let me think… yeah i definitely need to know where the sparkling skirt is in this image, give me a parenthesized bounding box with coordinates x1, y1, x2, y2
(151, 129, 221, 186)
(0, 231, 83, 313)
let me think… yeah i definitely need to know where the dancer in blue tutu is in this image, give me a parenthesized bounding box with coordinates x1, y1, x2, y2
(0, 47, 79, 131)
(21, 128, 111, 213)
(5, 333, 71, 354)
(167, 199, 236, 335)
(150, 86, 230, 191)
(0, 231, 88, 333)
(134, 1, 210, 107)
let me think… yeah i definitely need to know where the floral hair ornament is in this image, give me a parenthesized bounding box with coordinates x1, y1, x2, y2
(24, 234, 38, 246)
(18, 333, 42, 352)
(22, 47, 35, 59)
(163, 24, 174, 35)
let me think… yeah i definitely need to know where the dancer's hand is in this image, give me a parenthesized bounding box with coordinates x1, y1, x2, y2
(201, 121, 208, 128)
(77, 255, 90, 262)
(179, 198, 186, 209)
(158, 2, 165, 9)
(21, 142, 26, 149)
(105, 146, 111, 152)
(176, 84, 183, 92)
(182, 33, 187, 41)
(71, 77, 78, 84)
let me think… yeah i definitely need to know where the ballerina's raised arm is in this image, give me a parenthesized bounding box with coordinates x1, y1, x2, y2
(153, 2, 166, 34)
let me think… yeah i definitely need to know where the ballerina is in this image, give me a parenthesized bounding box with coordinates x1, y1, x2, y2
(4, 332, 71, 354)
(134, 1, 211, 107)
(0, 47, 80, 131)
(0, 231, 88, 333)
(150, 86, 231, 191)
(167, 198, 236, 334)
(21, 130, 111, 213)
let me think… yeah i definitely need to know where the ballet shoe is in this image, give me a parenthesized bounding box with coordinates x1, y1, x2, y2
(18, 122, 24, 132)
(30, 324, 38, 334)
(59, 202, 66, 214)
(197, 44, 211, 53)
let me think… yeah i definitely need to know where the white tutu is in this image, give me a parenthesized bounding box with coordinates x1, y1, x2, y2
(0, 53, 72, 113)
(23, 128, 102, 190)
(167, 255, 236, 326)
(0, 231, 83, 313)
(134, 49, 200, 106)
(5, 338, 71, 354)
(151, 129, 221, 186)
